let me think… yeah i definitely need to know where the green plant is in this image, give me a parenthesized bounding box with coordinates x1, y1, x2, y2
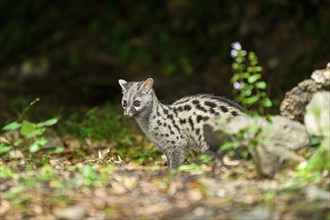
(230, 42, 272, 114)
(296, 137, 330, 187)
(1, 98, 63, 159)
(63, 105, 131, 145)
(218, 121, 265, 159)
(63, 104, 162, 164)
(1, 117, 62, 156)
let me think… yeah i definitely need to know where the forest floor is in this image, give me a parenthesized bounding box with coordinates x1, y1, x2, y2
(0, 103, 329, 220)
(1, 140, 329, 220)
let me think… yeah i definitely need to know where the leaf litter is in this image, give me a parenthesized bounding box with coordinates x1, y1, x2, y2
(0, 137, 329, 220)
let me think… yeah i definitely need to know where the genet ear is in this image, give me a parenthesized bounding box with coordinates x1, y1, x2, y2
(118, 79, 128, 91)
(140, 78, 154, 94)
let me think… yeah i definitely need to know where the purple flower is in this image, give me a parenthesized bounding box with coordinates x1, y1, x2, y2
(233, 81, 244, 89)
(230, 49, 238, 58)
(231, 42, 242, 50)
(230, 41, 246, 58)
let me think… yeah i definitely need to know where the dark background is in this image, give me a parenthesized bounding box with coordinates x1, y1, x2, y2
(1, 0, 329, 123)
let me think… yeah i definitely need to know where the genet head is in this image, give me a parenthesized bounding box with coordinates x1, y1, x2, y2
(118, 78, 154, 118)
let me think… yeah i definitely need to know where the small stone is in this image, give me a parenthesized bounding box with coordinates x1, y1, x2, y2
(305, 185, 330, 202)
(205, 115, 308, 177)
(304, 91, 330, 137)
(53, 205, 86, 220)
(311, 62, 330, 85)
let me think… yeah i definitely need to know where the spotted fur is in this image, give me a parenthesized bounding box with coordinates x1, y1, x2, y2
(119, 78, 243, 168)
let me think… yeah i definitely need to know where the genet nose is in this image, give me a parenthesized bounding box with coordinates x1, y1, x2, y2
(123, 111, 132, 117)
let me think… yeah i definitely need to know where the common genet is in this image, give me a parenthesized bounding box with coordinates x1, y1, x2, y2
(119, 78, 242, 168)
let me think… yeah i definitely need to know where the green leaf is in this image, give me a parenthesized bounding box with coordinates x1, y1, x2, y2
(13, 140, 23, 147)
(20, 120, 36, 136)
(255, 66, 263, 72)
(256, 81, 267, 89)
(0, 143, 13, 154)
(178, 164, 201, 172)
(20, 121, 46, 137)
(242, 95, 260, 105)
(32, 128, 47, 136)
(261, 97, 272, 107)
(36, 118, 59, 127)
(29, 138, 48, 153)
(48, 146, 64, 154)
(2, 121, 21, 131)
(220, 142, 240, 151)
(247, 74, 261, 83)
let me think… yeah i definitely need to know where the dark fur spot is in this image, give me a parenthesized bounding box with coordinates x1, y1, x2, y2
(179, 119, 186, 124)
(163, 108, 168, 114)
(168, 114, 173, 120)
(196, 104, 207, 112)
(197, 115, 209, 123)
(196, 128, 200, 135)
(209, 108, 216, 114)
(176, 136, 179, 140)
(188, 117, 194, 130)
(157, 120, 162, 126)
(192, 100, 200, 105)
(173, 124, 180, 133)
(173, 108, 178, 116)
(220, 105, 228, 112)
(165, 134, 169, 137)
(171, 141, 175, 144)
(167, 125, 174, 135)
(205, 101, 217, 108)
(184, 105, 192, 111)
(200, 94, 243, 111)
(177, 106, 183, 112)
(231, 111, 239, 116)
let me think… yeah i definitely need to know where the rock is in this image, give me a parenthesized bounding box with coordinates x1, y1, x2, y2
(252, 143, 304, 177)
(53, 205, 86, 220)
(305, 185, 330, 202)
(205, 115, 308, 177)
(304, 91, 330, 137)
(280, 62, 330, 122)
(311, 62, 330, 87)
(236, 208, 271, 220)
(280, 79, 322, 122)
(208, 115, 309, 151)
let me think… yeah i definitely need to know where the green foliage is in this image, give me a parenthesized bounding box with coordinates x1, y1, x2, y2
(0, 166, 19, 180)
(1, 97, 63, 160)
(1, 117, 62, 158)
(2, 161, 113, 212)
(218, 121, 265, 159)
(63, 105, 129, 144)
(230, 42, 272, 114)
(217, 42, 274, 158)
(296, 137, 330, 187)
(62, 104, 162, 163)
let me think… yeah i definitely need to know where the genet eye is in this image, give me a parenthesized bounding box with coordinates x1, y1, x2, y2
(123, 100, 127, 107)
(133, 100, 141, 107)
